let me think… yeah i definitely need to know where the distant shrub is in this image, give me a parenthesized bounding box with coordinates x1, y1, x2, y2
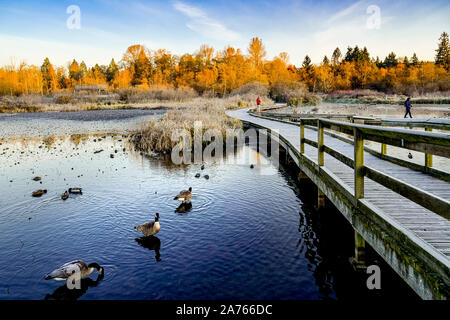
(230, 82, 269, 97)
(55, 95, 71, 104)
(117, 87, 198, 103)
(269, 82, 321, 106)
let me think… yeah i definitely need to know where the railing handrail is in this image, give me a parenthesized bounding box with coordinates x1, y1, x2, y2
(295, 117, 450, 220)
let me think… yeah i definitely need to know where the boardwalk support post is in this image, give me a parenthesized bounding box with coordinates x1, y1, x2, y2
(318, 188, 326, 209)
(425, 128, 433, 169)
(351, 231, 367, 269)
(354, 128, 365, 200)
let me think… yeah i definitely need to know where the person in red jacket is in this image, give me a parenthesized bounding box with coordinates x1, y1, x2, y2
(256, 96, 261, 112)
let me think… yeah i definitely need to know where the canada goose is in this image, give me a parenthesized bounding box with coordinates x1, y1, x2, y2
(134, 213, 160, 237)
(68, 188, 82, 194)
(174, 187, 192, 202)
(408, 152, 413, 159)
(45, 272, 104, 301)
(32, 189, 47, 197)
(195, 173, 201, 178)
(61, 191, 69, 201)
(45, 260, 104, 281)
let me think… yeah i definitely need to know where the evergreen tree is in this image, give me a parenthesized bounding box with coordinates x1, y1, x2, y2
(331, 47, 341, 65)
(435, 32, 450, 70)
(302, 55, 312, 71)
(383, 52, 398, 68)
(322, 55, 330, 65)
(411, 53, 420, 66)
(106, 58, 119, 83)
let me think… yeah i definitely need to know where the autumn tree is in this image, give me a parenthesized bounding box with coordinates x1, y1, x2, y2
(248, 37, 266, 71)
(122, 45, 152, 86)
(40, 58, 57, 94)
(68, 59, 83, 85)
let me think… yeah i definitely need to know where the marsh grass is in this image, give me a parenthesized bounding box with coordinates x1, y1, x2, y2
(131, 94, 269, 154)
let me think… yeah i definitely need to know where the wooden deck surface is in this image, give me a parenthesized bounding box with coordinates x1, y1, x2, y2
(228, 108, 450, 259)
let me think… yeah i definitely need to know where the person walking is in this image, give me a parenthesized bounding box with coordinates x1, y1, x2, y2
(404, 97, 413, 118)
(256, 96, 261, 112)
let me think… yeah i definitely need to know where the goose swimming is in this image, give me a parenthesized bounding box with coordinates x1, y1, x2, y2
(32, 189, 47, 197)
(45, 260, 104, 281)
(134, 213, 160, 237)
(174, 187, 192, 202)
(61, 191, 69, 201)
(68, 188, 82, 194)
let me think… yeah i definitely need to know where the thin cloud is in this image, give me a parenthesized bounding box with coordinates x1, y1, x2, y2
(327, 0, 365, 24)
(173, 1, 240, 41)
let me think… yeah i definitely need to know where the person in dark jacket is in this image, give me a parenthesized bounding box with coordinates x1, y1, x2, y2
(404, 97, 412, 118)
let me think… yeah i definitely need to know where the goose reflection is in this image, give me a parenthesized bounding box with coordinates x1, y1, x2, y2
(175, 202, 192, 214)
(44, 272, 104, 300)
(135, 236, 161, 261)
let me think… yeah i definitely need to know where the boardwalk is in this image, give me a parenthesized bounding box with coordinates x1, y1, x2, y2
(227, 107, 450, 299)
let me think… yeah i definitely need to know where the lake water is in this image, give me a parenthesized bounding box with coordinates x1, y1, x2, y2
(0, 110, 417, 300)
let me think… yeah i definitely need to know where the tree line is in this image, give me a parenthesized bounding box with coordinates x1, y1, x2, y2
(0, 32, 449, 96)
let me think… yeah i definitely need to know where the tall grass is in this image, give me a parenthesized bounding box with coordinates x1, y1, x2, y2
(131, 94, 267, 154)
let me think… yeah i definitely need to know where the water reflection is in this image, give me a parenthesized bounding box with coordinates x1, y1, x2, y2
(175, 202, 193, 214)
(135, 236, 161, 262)
(44, 272, 104, 301)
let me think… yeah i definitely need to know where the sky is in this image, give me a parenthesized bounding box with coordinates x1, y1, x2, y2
(0, 0, 449, 68)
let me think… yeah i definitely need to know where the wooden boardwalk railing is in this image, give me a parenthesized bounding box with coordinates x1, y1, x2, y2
(227, 107, 450, 300)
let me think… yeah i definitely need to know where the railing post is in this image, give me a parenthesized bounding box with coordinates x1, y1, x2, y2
(381, 124, 387, 155)
(425, 128, 433, 168)
(300, 119, 305, 154)
(354, 128, 364, 200)
(318, 120, 324, 166)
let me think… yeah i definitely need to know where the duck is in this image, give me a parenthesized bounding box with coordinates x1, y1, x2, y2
(61, 191, 69, 201)
(201, 165, 205, 170)
(408, 152, 413, 159)
(134, 213, 160, 237)
(68, 188, 82, 194)
(174, 187, 192, 202)
(32, 189, 47, 197)
(195, 173, 201, 178)
(250, 164, 254, 169)
(32, 176, 41, 181)
(204, 175, 210, 180)
(45, 260, 104, 281)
